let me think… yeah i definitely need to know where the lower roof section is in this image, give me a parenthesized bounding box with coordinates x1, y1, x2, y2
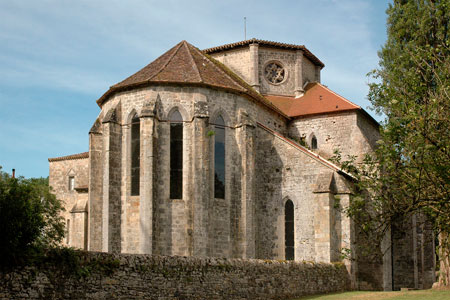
(256, 121, 353, 180)
(264, 82, 360, 118)
(48, 151, 89, 162)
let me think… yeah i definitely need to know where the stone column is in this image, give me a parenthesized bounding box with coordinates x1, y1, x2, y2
(192, 101, 210, 256)
(249, 43, 260, 92)
(339, 193, 357, 289)
(237, 110, 256, 258)
(334, 173, 356, 288)
(382, 225, 393, 291)
(139, 102, 155, 254)
(88, 118, 103, 251)
(101, 107, 122, 253)
(313, 172, 335, 263)
(313, 192, 335, 262)
(294, 50, 304, 98)
(421, 216, 436, 288)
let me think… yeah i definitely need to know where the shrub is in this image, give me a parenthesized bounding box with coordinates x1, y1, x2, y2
(0, 167, 64, 267)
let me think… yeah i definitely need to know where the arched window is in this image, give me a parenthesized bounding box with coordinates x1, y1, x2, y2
(170, 110, 183, 199)
(285, 200, 294, 260)
(214, 115, 225, 199)
(131, 113, 140, 196)
(311, 135, 318, 150)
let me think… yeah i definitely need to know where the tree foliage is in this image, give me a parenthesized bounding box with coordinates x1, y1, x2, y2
(335, 0, 449, 284)
(0, 167, 65, 266)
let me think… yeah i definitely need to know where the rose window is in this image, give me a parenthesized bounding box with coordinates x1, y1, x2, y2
(264, 62, 285, 84)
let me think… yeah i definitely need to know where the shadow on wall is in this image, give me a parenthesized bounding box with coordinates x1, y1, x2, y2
(255, 130, 284, 259)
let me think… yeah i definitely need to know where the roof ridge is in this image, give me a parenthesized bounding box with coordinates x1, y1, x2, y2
(203, 38, 305, 52)
(256, 122, 354, 177)
(149, 41, 185, 82)
(189, 44, 243, 91)
(48, 151, 89, 162)
(184, 42, 203, 82)
(203, 39, 324, 68)
(204, 54, 289, 118)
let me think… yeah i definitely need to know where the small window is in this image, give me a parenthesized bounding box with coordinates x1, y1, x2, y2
(214, 115, 225, 199)
(170, 110, 183, 199)
(311, 135, 318, 150)
(68, 176, 75, 191)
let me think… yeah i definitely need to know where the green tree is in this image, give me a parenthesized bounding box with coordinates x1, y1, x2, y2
(337, 0, 449, 286)
(0, 167, 65, 266)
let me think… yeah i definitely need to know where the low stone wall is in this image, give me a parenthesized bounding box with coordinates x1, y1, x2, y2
(0, 251, 350, 299)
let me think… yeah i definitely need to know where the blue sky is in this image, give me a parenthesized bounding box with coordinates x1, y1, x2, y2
(0, 0, 391, 178)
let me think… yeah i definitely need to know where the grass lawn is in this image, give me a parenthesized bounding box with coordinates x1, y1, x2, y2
(296, 289, 450, 300)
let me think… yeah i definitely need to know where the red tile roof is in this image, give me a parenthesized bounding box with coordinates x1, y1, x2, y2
(203, 38, 324, 68)
(48, 152, 89, 162)
(263, 94, 295, 115)
(96, 41, 288, 117)
(264, 82, 360, 118)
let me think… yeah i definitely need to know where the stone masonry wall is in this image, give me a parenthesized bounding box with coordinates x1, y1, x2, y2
(71, 193, 88, 249)
(302, 57, 317, 84)
(255, 125, 349, 263)
(95, 85, 287, 257)
(0, 252, 351, 300)
(288, 111, 379, 162)
(210, 45, 320, 97)
(209, 47, 252, 84)
(49, 157, 89, 248)
(258, 48, 296, 96)
(258, 47, 318, 97)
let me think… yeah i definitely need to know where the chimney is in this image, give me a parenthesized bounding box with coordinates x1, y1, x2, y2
(12, 169, 15, 179)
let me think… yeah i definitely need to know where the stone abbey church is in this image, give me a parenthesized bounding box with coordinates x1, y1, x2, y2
(49, 39, 435, 290)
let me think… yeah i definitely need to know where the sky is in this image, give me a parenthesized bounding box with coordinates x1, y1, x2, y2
(0, 0, 392, 178)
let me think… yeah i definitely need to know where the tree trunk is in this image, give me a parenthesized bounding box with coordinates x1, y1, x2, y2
(438, 233, 450, 287)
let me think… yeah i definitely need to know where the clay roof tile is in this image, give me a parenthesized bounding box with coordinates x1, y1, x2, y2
(97, 41, 288, 117)
(48, 152, 89, 162)
(264, 82, 360, 118)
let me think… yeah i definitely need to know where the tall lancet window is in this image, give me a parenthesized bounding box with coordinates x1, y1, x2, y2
(131, 113, 140, 196)
(170, 110, 183, 199)
(285, 200, 294, 260)
(214, 115, 225, 199)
